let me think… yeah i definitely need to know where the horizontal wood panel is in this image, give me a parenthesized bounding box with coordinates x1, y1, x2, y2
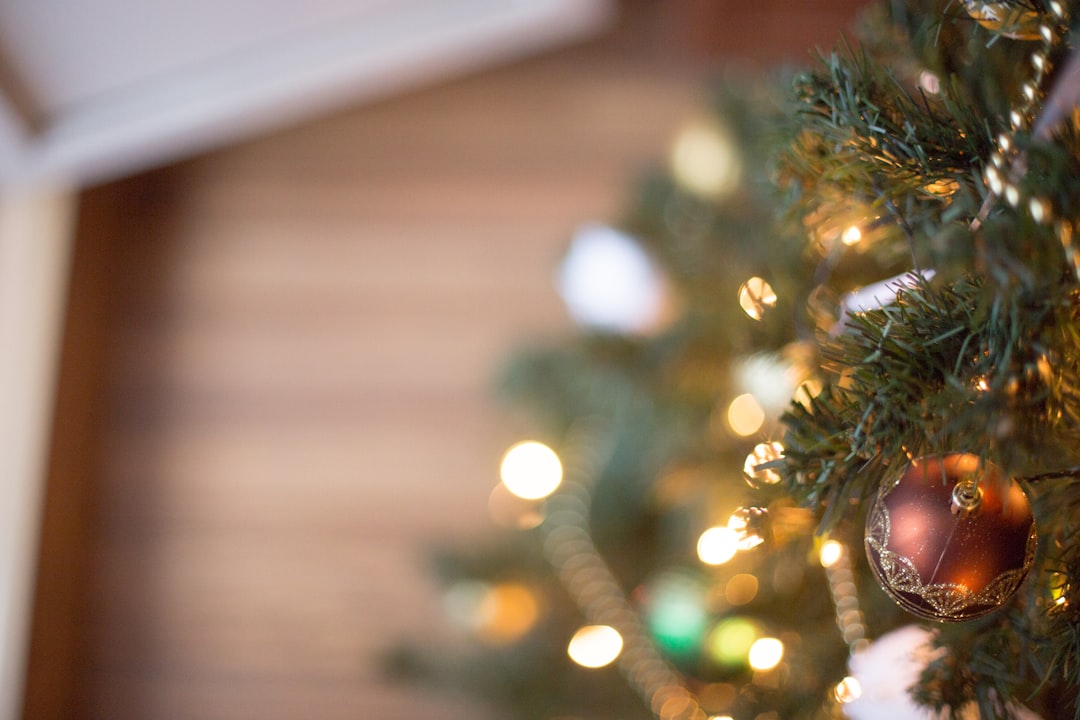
(24, 2, 866, 718)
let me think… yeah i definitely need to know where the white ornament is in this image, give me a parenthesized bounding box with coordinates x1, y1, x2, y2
(845, 625, 1042, 720)
(732, 347, 809, 416)
(832, 269, 936, 335)
(555, 223, 672, 334)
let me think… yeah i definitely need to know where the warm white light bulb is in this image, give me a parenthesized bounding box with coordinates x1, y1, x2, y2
(738, 277, 777, 320)
(500, 441, 562, 500)
(748, 637, 784, 671)
(835, 676, 862, 703)
(820, 540, 844, 568)
(669, 119, 742, 198)
(727, 393, 765, 437)
(697, 526, 739, 565)
(567, 625, 623, 668)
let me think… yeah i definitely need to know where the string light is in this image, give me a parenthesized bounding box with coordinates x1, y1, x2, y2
(819, 540, 844, 568)
(834, 676, 862, 704)
(500, 440, 563, 499)
(748, 637, 784, 671)
(697, 526, 739, 565)
(442, 581, 541, 643)
(568, 625, 624, 668)
(820, 539, 869, 655)
(705, 617, 760, 668)
(537, 421, 709, 718)
(738, 277, 777, 320)
(727, 393, 765, 437)
(723, 574, 759, 606)
(972, 0, 1074, 285)
(743, 442, 785, 488)
(841, 225, 862, 246)
(727, 507, 767, 550)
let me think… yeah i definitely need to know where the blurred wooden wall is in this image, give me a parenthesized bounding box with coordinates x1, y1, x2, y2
(22, 1, 864, 718)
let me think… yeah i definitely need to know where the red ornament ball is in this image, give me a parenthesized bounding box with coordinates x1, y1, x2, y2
(864, 453, 1036, 622)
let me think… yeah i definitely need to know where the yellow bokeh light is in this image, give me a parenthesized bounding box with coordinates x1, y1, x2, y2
(738, 277, 777, 321)
(697, 526, 739, 565)
(748, 637, 784, 671)
(443, 582, 541, 644)
(658, 694, 696, 720)
(743, 442, 785, 487)
(1050, 572, 1069, 609)
(500, 441, 563, 500)
(834, 676, 862, 703)
(819, 540, 844, 568)
(698, 683, 736, 713)
(567, 624, 623, 668)
(670, 119, 743, 198)
(925, 177, 960, 197)
(727, 393, 765, 437)
(724, 573, 759, 606)
(841, 225, 862, 246)
(727, 508, 766, 550)
(476, 583, 541, 644)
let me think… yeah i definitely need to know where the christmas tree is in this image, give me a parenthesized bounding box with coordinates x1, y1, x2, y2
(384, 1, 1080, 718)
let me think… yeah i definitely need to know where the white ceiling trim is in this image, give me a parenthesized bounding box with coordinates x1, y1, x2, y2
(0, 0, 612, 187)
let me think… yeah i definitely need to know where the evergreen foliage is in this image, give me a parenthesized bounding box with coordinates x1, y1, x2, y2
(386, 1, 1080, 717)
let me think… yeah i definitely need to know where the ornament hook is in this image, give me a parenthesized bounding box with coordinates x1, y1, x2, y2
(950, 476, 983, 517)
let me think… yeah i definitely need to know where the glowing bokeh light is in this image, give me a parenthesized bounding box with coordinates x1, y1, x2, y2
(925, 178, 960, 197)
(705, 617, 760, 668)
(738, 277, 777, 320)
(724, 573, 759, 606)
(567, 624, 623, 668)
(748, 637, 784, 671)
(658, 694, 696, 720)
(743, 442, 785, 488)
(1050, 572, 1070, 611)
(698, 683, 736, 713)
(835, 676, 862, 703)
(833, 677, 859, 703)
(669, 119, 743, 198)
(476, 583, 541, 643)
(645, 571, 710, 655)
(819, 539, 844, 568)
(728, 507, 767, 550)
(841, 225, 862, 246)
(442, 581, 540, 644)
(733, 350, 808, 416)
(556, 223, 672, 334)
(500, 441, 563, 500)
(697, 526, 739, 565)
(727, 393, 765, 437)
